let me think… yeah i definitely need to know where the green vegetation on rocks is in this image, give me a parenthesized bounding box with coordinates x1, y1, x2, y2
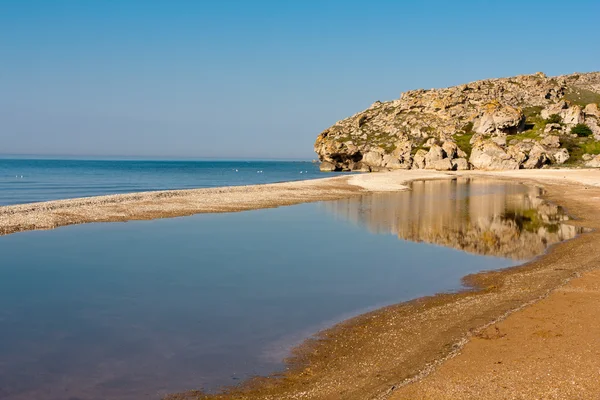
(571, 123, 593, 137)
(546, 114, 562, 124)
(453, 133, 474, 157)
(562, 137, 600, 163)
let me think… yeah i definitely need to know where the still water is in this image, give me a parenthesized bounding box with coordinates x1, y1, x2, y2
(0, 179, 579, 400)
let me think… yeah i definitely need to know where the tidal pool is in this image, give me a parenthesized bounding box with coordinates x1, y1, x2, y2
(0, 179, 579, 400)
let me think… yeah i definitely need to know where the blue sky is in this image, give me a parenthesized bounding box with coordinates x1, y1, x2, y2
(1, 0, 599, 159)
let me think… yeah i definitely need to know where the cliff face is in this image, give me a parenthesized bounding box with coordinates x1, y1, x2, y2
(315, 72, 600, 171)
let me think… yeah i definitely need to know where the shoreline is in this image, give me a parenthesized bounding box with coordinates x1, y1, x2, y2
(0, 171, 450, 236)
(3, 169, 596, 238)
(3, 169, 600, 399)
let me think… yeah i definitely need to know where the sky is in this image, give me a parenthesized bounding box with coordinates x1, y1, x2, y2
(1, 0, 599, 159)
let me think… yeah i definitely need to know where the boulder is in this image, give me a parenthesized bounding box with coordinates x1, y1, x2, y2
(451, 158, 470, 170)
(553, 148, 570, 165)
(442, 141, 458, 159)
(584, 103, 600, 118)
(582, 153, 594, 162)
(473, 102, 525, 135)
(319, 161, 337, 172)
(412, 149, 427, 169)
(422, 138, 437, 149)
(424, 144, 445, 166)
(541, 101, 569, 120)
(469, 138, 519, 170)
(562, 105, 585, 125)
(391, 139, 413, 165)
(523, 144, 551, 169)
(540, 135, 561, 148)
(491, 135, 507, 147)
(544, 123, 564, 135)
(362, 150, 384, 167)
(381, 154, 402, 169)
(426, 158, 454, 171)
(586, 117, 600, 140)
(507, 142, 532, 166)
(585, 155, 600, 168)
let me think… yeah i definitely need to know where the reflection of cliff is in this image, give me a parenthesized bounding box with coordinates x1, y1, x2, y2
(322, 178, 580, 260)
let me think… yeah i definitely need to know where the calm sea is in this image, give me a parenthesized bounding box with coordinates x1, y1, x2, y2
(0, 178, 580, 400)
(0, 158, 331, 206)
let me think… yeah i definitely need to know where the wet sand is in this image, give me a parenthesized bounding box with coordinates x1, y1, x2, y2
(3, 169, 600, 399)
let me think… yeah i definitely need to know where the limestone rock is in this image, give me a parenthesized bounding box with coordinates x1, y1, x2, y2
(507, 142, 532, 166)
(442, 141, 458, 159)
(469, 138, 519, 170)
(412, 149, 427, 169)
(584, 103, 600, 118)
(422, 138, 437, 149)
(541, 101, 569, 120)
(451, 158, 470, 170)
(553, 148, 570, 165)
(391, 140, 413, 168)
(541, 135, 561, 148)
(586, 117, 600, 140)
(424, 144, 445, 166)
(562, 105, 585, 125)
(523, 144, 551, 169)
(426, 158, 453, 171)
(582, 153, 594, 162)
(491, 135, 507, 147)
(472, 102, 525, 135)
(381, 154, 401, 169)
(319, 161, 337, 172)
(544, 123, 564, 135)
(362, 150, 384, 167)
(585, 155, 600, 168)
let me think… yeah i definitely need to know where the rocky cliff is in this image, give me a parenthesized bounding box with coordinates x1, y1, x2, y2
(315, 72, 600, 171)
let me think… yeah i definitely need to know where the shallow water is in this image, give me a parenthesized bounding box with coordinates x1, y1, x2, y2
(0, 179, 579, 400)
(0, 159, 332, 205)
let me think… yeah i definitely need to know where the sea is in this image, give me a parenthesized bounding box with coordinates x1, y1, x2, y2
(0, 157, 330, 206)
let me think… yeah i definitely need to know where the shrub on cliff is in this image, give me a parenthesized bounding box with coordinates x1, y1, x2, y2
(571, 123, 593, 137)
(545, 114, 562, 124)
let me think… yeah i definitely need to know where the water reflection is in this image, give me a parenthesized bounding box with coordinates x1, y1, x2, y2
(322, 178, 581, 260)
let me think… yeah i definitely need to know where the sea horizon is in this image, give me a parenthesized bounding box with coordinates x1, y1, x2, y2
(0, 153, 318, 162)
(0, 158, 335, 206)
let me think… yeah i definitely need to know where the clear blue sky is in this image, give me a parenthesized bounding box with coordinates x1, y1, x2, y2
(1, 0, 598, 159)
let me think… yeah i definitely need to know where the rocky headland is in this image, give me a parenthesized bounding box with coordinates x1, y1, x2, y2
(315, 72, 600, 171)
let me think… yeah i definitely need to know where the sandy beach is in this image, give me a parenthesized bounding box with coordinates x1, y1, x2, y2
(3, 168, 600, 399)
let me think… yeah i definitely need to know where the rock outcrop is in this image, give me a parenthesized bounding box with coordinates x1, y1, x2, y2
(315, 72, 600, 171)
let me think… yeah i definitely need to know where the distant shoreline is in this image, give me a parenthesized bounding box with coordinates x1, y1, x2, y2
(0, 154, 318, 162)
(0, 168, 598, 237)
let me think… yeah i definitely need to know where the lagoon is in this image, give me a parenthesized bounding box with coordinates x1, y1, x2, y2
(0, 179, 578, 400)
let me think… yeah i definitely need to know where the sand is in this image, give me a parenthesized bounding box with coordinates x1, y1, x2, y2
(3, 168, 600, 399)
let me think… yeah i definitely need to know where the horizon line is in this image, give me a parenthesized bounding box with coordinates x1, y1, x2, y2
(0, 153, 319, 162)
